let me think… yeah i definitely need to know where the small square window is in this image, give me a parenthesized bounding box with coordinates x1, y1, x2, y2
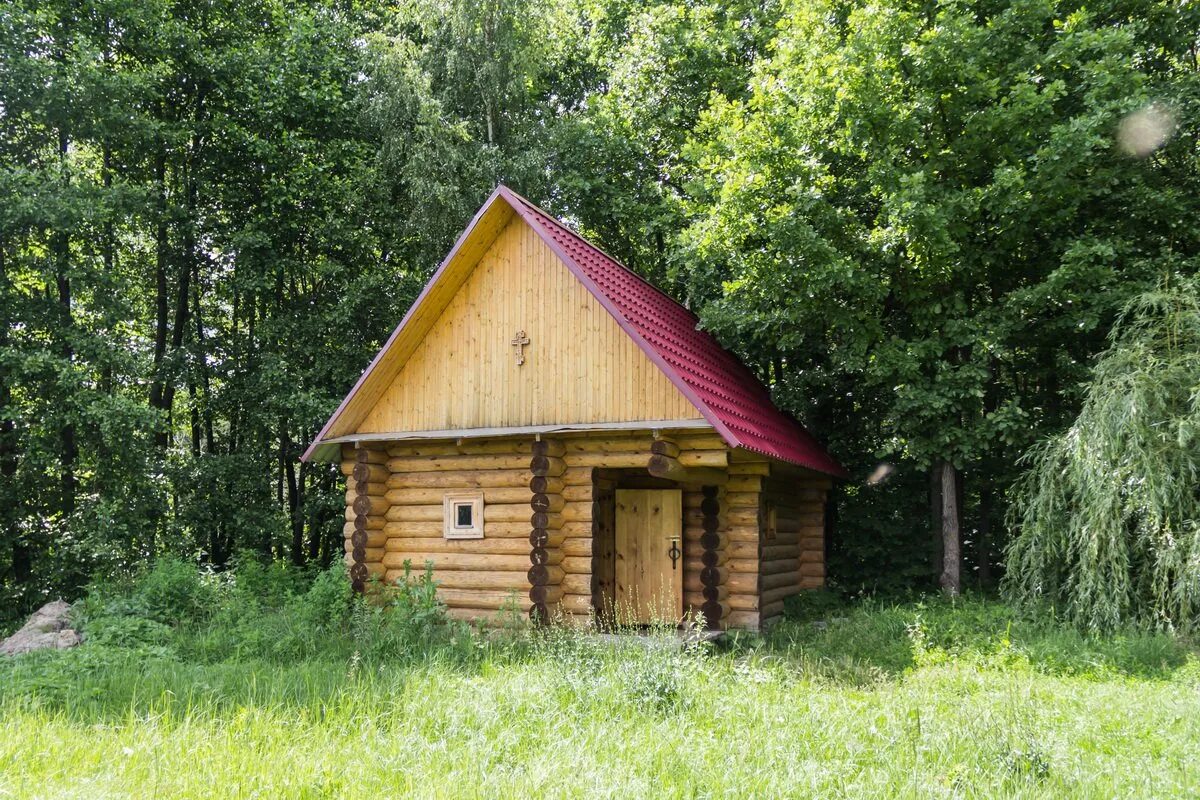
(444, 492, 484, 539)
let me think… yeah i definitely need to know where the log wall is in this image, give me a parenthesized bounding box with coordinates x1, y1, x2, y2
(338, 430, 830, 630)
(373, 438, 537, 614)
(556, 430, 730, 627)
(757, 471, 832, 626)
(718, 455, 770, 630)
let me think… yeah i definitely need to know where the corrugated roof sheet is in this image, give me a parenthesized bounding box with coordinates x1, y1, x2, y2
(501, 186, 846, 478)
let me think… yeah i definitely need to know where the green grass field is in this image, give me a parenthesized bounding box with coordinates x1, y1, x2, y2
(1, 589, 1197, 799)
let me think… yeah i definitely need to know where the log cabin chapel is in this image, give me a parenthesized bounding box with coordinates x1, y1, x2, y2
(302, 185, 847, 631)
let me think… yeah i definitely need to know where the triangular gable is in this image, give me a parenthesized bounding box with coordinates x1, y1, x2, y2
(303, 186, 846, 479)
(354, 214, 702, 433)
(301, 188, 704, 460)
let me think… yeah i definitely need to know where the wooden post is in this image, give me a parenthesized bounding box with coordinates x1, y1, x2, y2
(349, 445, 374, 593)
(699, 486, 723, 629)
(529, 439, 565, 623)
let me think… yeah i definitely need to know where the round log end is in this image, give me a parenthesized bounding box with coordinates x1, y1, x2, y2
(527, 564, 550, 586)
(529, 602, 549, 624)
(530, 546, 549, 566)
(349, 562, 368, 582)
(531, 493, 552, 513)
(650, 440, 679, 456)
(529, 528, 549, 548)
(700, 566, 723, 587)
(700, 600, 724, 627)
(700, 497, 720, 515)
(647, 453, 673, 476)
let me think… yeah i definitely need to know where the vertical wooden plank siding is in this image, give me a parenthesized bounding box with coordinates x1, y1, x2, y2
(356, 218, 702, 434)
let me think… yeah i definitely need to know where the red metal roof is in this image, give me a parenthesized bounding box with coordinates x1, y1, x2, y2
(500, 186, 847, 479)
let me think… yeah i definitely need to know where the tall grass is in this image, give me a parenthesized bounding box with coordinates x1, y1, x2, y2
(1, 568, 1197, 798)
(1005, 279, 1200, 632)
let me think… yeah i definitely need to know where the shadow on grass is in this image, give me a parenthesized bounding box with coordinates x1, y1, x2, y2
(0, 647, 408, 721)
(756, 594, 1196, 685)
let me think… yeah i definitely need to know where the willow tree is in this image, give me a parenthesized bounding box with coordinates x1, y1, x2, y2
(1004, 281, 1200, 631)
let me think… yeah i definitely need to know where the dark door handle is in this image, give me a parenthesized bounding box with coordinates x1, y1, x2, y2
(668, 539, 681, 569)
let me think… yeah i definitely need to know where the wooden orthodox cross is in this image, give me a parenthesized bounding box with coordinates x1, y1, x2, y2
(511, 330, 530, 366)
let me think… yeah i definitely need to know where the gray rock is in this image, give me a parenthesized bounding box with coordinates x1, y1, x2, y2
(1, 600, 82, 655)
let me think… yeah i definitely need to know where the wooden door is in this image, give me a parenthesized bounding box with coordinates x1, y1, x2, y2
(614, 489, 683, 624)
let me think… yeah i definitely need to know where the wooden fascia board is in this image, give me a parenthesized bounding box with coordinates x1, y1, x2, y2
(304, 420, 716, 463)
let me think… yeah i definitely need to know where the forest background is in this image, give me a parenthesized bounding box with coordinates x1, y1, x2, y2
(2, 0, 1197, 621)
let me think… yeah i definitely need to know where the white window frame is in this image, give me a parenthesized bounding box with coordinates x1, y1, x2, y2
(443, 492, 485, 539)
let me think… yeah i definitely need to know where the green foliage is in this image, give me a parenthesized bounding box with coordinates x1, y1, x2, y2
(82, 614, 175, 654)
(677, 0, 1200, 588)
(131, 558, 219, 627)
(350, 561, 474, 661)
(1005, 280, 1200, 631)
(2, 0, 1200, 617)
(69, 558, 472, 664)
(766, 594, 1190, 681)
(782, 587, 846, 622)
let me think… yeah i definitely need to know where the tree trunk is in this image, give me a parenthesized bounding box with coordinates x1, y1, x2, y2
(282, 417, 304, 566)
(149, 144, 171, 448)
(54, 127, 76, 517)
(303, 464, 319, 563)
(0, 244, 28, 588)
(939, 461, 961, 596)
(977, 485, 993, 588)
(929, 467, 943, 582)
(192, 263, 215, 453)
